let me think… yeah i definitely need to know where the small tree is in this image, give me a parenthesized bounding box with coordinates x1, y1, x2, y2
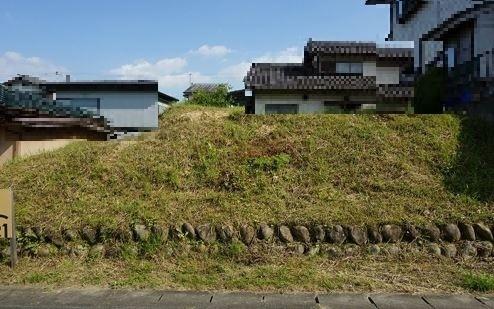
(189, 84, 234, 107)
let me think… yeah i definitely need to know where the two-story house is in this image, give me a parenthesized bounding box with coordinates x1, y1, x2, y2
(244, 40, 414, 114)
(366, 0, 494, 114)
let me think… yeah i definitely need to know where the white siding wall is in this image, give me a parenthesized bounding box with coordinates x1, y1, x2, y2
(55, 91, 158, 130)
(376, 66, 401, 84)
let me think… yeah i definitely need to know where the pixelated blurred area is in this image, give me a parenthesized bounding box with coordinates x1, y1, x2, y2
(1, 75, 178, 165)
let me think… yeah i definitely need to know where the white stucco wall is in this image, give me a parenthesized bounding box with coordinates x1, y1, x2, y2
(54, 91, 158, 130)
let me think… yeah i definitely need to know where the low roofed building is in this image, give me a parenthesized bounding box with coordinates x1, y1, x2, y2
(183, 83, 225, 100)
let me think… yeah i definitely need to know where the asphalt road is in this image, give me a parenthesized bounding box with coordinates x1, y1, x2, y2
(0, 287, 492, 308)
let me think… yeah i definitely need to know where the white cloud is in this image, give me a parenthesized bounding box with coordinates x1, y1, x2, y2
(193, 45, 232, 57)
(218, 62, 252, 80)
(0, 51, 68, 80)
(219, 47, 303, 80)
(110, 57, 212, 90)
(110, 57, 187, 78)
(253, 47, 303, 63)
(110, 46, 303, 95)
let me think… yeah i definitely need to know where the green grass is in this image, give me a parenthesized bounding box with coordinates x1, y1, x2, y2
(2, 246, 493, 293)
(1, 104, 493, 230)
(463, 273, 494, 292)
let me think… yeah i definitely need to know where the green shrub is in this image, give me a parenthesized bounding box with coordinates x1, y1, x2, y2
(189, 84, 234, 107)
(414, 67, 445, 114)
(463, 273, 494, 292)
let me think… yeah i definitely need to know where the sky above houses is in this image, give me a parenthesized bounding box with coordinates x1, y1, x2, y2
(0, 0, 390, 98)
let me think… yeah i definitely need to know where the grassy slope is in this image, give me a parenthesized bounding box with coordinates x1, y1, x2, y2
(2, 105, 494, 293)
(1, 105, 493, 230)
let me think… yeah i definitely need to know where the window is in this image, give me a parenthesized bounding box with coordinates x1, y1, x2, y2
(446, 47, 456, 69)
(336, 63, 351, 74)
(397, 0, 404, 19)
(265, 104, 299, 115)
(58, 98, 100, 114)
(335, 62, 363, 75)
(350, 63, 363, 74)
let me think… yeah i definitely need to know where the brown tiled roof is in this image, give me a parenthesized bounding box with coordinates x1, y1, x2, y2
(245, 63, 376, 90)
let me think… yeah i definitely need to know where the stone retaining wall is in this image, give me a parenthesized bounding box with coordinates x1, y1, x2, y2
(2, 222, 493, 260)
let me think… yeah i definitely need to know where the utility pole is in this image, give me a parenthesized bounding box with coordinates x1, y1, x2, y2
(189, 73, 193, 86)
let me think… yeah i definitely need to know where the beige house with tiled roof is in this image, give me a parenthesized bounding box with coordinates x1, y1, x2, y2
(244, 40, 414, 115)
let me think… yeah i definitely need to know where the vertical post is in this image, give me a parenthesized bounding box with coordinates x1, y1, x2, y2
(9, 189, 17, 269)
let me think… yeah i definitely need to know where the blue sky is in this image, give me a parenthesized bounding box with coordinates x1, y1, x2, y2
(0, 0, 389, 98)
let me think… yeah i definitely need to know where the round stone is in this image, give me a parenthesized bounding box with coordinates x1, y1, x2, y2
(196, 224, 217, 244)
(326, 246, 342, 259)
(278, 226, 294, 243)
(387, 244, 401, 256)
(422, 224, 441, 242)
(132, 224, 150, 242)
(326, 225, 346, 244)
(476, 241, 493, 258)
(344, 244, 360, 256)
(88, 244, 105, 258)
(426, 243, 442, 257)
(381, 225, 402, 243)
(403, 224, 420, 242)
(240, 225, 256, 245)
(458, 223, 476, 241)
(306, 246, 320, 257)
(441, 224, 461, 242)
(81, 226, 98, 244)
(346, 226, 368, 245)
(217, 225, 236, 243)
(292, 226, 311, 243)
(258, 224, 274, 241)
(312, 225, 326, 243)
(442, 244, 457, 258)
(63, 229, 78, 242)
(459, 242, 478, 259)
(473, 223, 494, 242)
(182, 223, 196, 239)
(36, 244, 56, 258)
(368, 244, 381, 255)
(287, 243, 305, 255)
(367, 226, 383, 244)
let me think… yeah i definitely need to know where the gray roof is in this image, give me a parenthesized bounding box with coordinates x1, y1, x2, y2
(183, 83, 224, 96)
(306, 40, 377, 55)
(305, 40, 413, 58)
